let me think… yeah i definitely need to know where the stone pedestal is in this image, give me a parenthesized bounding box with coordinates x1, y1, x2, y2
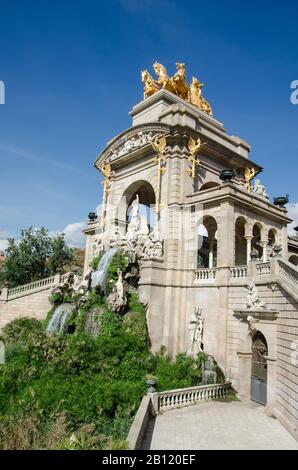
(237, 351, 253, 400)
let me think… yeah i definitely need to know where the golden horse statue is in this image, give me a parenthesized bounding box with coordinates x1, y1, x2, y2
(141, 62, 213, 116)
(141, 70, 160, 99)
(172, 63, 189, 100)
(153, 62, 176, 94)
(189, 77, 212, 116)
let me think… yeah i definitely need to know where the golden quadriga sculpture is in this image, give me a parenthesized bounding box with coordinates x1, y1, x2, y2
(141, 62, 212, 116)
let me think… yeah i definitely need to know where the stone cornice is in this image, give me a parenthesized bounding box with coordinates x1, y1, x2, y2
(93, 123, 170, 169)
(234, 309, 279, 322)
(186, 183, 292, 224)
(129, 89, 225, 131)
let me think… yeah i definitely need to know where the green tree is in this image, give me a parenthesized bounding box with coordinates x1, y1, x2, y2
(0, 227, 74, 287)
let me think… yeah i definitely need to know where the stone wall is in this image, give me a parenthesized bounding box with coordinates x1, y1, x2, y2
(0, 288, 52, 330)
(227, 282, 298, 439)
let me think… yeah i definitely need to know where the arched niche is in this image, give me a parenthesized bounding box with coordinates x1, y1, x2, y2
(118, 180, 156, 233)
(289, 254, 298, 266)
(235, 216, 247, 266)
(197, 215, 218, 268)
(252, 222, 264, 260)
(199, 182, 220, 191)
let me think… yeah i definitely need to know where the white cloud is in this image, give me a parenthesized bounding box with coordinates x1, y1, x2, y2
(0, 230, 9, 252)
(62, 221, 86, 248)
(0, 239, 8, 252)
(287, 203, 298, 235)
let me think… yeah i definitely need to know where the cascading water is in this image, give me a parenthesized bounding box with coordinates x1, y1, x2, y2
(47, 303, 74, 334)
(91, 247, 118, 291)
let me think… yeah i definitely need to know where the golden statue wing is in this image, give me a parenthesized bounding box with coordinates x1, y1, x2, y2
(244, 167, 251, 179)
(152, 134, 167, 154)
(188, 136, 201, 156)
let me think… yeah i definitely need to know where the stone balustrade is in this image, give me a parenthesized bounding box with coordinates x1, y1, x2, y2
(6, 275, 58, 301)
(230, 265, 247, 278)
(195, 268, 217, 281)
(158, 382, 231, 411)
(256, 262, 271, 275)
(278, 259, 298, 289)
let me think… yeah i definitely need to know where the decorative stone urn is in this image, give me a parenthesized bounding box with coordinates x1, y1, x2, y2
(250, 248, 259, 262)
(88, 212, 97, 222)
(146, 379, 157, 394)
(273, 245, 282, 258)
(273, 195, 289, 208)
(219, 169, 235, 182)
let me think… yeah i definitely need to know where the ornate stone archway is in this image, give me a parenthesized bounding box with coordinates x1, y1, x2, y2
(234, 308, 278, 415)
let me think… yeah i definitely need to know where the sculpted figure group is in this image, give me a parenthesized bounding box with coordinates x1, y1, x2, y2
(141, 62, 212, 116)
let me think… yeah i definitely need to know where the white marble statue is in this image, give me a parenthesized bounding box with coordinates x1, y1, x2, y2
(252, 179, 269, 199)
(107, 269, 127, 313)
(246, 281, 266, 309)
(130, 194, 139, 219)
(110, 131, 156, 159)
(73, 268, 92, 293)
(189, 307, 204, 353)
(139, 215, 149, 235)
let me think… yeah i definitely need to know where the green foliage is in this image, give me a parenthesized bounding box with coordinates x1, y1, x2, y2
(1, 318, 44, 345)
(106, 252, 129, 293)
(0, 291, 225, 450)
(75, 291, 105, 333)
(49, 292, 64, 305)
(0, 227, 74, 287)
(90, 255, 101, 271)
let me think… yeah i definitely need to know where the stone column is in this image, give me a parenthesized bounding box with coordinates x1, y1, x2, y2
(245, 236, 252, 265)
(218, 201, 234, 267)
(0, 287, 8, 303)
(237, 352, 252, 400)
(261, 241, 268, 262)
(265, 356, 277, 416)
(209, 238, 214, 268)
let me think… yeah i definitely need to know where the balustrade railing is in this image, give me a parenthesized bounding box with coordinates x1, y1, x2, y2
(158, 382, 231, 411)
(7, 275, 57, 299)
(195, 268, 217, 281)
(256, 262, 271, 275)
(230, 265, 247, 278)
(278, 260, 298, 288)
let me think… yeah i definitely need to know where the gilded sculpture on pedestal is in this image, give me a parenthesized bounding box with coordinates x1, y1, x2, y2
(151, 134, 167, 214)
(141, 62, 213, 116)
(187, 136, 206, 179)
(99, 160, 112, 227)
(244, 166, 256, 192)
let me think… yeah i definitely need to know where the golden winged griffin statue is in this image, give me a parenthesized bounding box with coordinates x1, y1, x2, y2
(141, 62, 212, 116)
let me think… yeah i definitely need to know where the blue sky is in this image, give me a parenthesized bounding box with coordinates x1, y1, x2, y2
(0, 0, 298, 249)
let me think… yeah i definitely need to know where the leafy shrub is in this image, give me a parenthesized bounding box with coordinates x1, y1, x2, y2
(0, 292, 224, 449)
(1, 318, 44, 345)
(49, 292, 63, 305)
(91, 255, 104, 271)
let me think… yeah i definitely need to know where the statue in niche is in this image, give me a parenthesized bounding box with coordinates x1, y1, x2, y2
(246, 281, 266, 309)
(130, 194, 140, 219)
(152, 223, 161, 242)
(188, 307, 204, 353)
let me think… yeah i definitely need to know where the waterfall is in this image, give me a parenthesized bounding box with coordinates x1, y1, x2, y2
(91, 247, 118, 291)
(47, 303, 74, 334)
